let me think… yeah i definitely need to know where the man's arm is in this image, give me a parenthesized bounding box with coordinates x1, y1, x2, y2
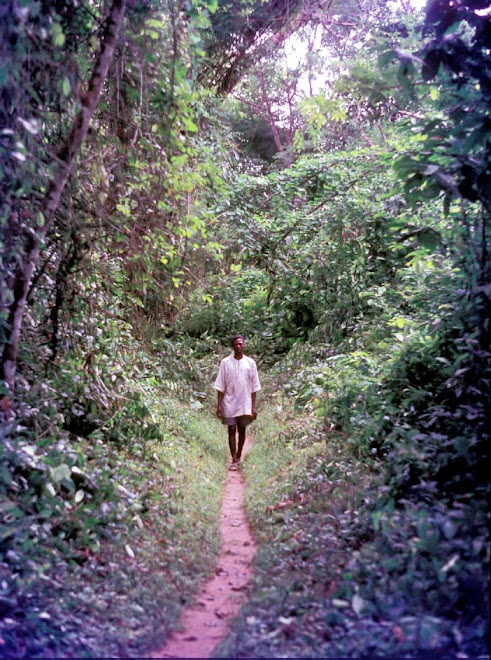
(216, 390, 224, 418)
(250, 359, 260, 419)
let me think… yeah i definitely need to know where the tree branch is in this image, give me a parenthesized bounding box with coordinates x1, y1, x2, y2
(1, 0, 127, 394)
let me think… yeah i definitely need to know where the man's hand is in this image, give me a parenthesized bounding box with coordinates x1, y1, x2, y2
(216, 391, 224, 418)
(251, 406, 257, 420)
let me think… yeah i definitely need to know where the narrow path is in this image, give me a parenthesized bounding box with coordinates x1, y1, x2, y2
(151, 439, 256, 659)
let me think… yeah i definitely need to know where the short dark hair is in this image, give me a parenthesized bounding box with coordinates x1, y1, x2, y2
(230, 334, 244, 345)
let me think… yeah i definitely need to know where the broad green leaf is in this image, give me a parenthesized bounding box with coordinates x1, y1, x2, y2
(52, 23, 65, 47)
(62, 77, 71, 97)
(51, 464, 71, 483)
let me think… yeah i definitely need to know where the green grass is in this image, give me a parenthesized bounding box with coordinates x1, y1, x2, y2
(215, 399, 468, 659)
(3, 353, 487, 658)
(0, 397, 229, 658)
(215, 394, 488, 659)
(215, 402, 372, 658)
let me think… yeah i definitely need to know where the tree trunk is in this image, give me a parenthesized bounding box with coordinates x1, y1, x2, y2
(0, 0, 126, 395)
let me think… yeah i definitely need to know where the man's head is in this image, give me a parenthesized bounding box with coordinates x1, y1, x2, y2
(231, 334, 245, 358)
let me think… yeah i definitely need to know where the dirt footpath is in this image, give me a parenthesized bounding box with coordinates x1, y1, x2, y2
(151, 439, 256, 658)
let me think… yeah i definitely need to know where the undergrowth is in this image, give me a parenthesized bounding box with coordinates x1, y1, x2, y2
(0, 271, 488, 658)
(0, 344, 227, 658)
(216, 403, 382, 658)
(217, 318, 489, 660)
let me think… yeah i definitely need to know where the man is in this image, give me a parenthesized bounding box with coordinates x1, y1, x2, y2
(214, 334, 261, 468)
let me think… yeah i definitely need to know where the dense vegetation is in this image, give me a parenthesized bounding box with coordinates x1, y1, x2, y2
(0, 0, 489, 657)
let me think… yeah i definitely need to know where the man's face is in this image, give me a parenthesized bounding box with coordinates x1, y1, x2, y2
(232, 338, 245, 357)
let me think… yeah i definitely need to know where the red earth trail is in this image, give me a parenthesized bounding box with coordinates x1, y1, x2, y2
(150, 438, 257, 659)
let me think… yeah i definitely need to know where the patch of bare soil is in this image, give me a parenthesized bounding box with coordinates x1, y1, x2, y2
(151, 439, 256, 659)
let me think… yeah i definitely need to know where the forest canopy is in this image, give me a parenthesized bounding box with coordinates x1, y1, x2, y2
(0, 0, 489, 656)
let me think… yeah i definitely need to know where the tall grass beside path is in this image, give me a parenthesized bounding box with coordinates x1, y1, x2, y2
(215, 401, 373, 658)
(0, 396, 229, 658)
(215, 388, 488, 659)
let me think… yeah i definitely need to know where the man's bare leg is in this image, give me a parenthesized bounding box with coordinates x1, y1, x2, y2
(237, 426, 246, 462)
(228, 425, 238, 463)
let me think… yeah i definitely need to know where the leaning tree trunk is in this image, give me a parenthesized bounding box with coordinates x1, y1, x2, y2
(0, 0, 127, 396)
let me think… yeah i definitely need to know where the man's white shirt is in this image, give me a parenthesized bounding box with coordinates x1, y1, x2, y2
(214, 354, 261, 418)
